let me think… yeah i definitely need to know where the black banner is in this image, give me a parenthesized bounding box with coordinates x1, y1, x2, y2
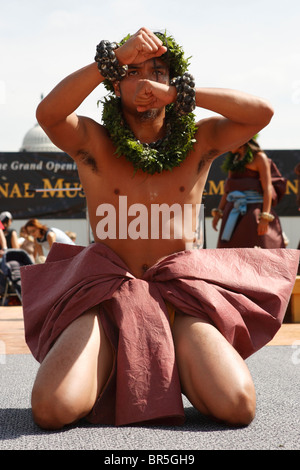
(0, 150, 299, 219)
(0, 152, 85, 219)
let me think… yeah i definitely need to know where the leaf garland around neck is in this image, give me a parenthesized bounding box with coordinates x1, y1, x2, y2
(101, 95, 197, 174)
(222, 146, 254, 173)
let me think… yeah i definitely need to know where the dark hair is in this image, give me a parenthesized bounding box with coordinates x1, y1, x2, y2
(247, 138, 261, 155)
(1, 216, 10, 225)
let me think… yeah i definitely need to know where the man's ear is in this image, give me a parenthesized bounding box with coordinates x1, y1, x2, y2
(113, 81, 121, 97)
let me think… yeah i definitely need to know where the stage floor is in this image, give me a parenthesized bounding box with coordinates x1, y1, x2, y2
(1, 305, 299, 355)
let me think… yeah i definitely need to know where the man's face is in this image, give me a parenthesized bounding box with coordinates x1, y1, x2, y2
(114, 58, 169, 117)
(124, 58, 169, 84)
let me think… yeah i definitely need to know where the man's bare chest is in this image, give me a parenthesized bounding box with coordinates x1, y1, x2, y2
(79, 155, 206, 208)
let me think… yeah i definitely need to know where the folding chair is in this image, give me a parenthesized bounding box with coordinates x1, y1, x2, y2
(0, 249, 33, 306)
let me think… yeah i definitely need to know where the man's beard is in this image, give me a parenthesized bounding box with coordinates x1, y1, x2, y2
(137, 108, 161, 122)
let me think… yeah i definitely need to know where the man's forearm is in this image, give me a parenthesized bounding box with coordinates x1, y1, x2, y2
(195, 88, 274, 126)
(36, 63, 103, 127)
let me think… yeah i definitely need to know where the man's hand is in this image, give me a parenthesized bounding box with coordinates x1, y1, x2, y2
(115, 27, 167, 66)
(133, 80, 176, 112)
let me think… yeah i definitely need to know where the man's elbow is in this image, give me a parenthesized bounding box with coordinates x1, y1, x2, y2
(36, 101, 47, 127)
(36, 99, 55, 129)
(259, 100, 274, 127)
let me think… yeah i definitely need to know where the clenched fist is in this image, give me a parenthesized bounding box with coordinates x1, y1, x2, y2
(133, 79, 176, 112)
(115, 27, 167, 66)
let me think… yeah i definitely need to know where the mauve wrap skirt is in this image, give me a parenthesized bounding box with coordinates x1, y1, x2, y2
(21, 243, 299, 426)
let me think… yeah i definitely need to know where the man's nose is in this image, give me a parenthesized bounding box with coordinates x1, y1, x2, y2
(140, 69, 153, 80)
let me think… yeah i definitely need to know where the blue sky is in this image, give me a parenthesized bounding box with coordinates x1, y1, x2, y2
(1, 0, 300, 151)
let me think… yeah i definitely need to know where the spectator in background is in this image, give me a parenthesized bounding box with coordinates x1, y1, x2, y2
(212, 138, 286, 248)
(0, 220, 7, 256)
(0, 211, 19, 249)
(18, 226, 35, 263)
(65, 231, 77, 243)
(24, 219, 75, 262)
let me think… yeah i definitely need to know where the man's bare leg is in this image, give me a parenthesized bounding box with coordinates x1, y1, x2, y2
(31, 306, 114, 430)
(172, 313, 256, 426)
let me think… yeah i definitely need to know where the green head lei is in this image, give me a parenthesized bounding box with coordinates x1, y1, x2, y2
(102, 31, 191, 93)
(100, 31, 197, 174)
(221, 135, 260, 173)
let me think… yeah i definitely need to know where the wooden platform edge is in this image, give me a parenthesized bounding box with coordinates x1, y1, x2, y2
(1, 307, 300, 355)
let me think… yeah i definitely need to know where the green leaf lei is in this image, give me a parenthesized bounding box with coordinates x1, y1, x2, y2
(101, 95, 197, 174)
(100, 31, 197, 175)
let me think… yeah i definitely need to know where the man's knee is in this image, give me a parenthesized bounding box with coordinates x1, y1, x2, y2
(172, 315, 256, 426)
(185, 380, 256, 427)
(31, 385, 88, 430)
(219, 382, 256, 426)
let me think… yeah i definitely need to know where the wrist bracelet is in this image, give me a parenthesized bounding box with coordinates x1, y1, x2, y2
(259, 212, 275, 222)
(95, 40, 128, 82)
(170, 73, 196, 115)
(211, 208, 223, 217)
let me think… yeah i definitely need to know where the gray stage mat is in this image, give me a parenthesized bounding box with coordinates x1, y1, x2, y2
(0, 346, 299, 450)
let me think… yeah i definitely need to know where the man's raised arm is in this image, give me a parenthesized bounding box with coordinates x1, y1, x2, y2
(36, 27, 167, 157)
(194, 87, 274, 157)
(36, 63, 104, 156)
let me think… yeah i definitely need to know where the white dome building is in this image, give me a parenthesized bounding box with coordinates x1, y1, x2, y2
(20, 123, 62, 152)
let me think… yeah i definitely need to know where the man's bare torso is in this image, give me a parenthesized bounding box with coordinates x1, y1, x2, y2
(74, 122, 213, 278)
(34, 28, 274, 278)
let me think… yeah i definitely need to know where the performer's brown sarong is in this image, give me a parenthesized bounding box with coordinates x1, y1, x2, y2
(21, 243, 299, 426)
